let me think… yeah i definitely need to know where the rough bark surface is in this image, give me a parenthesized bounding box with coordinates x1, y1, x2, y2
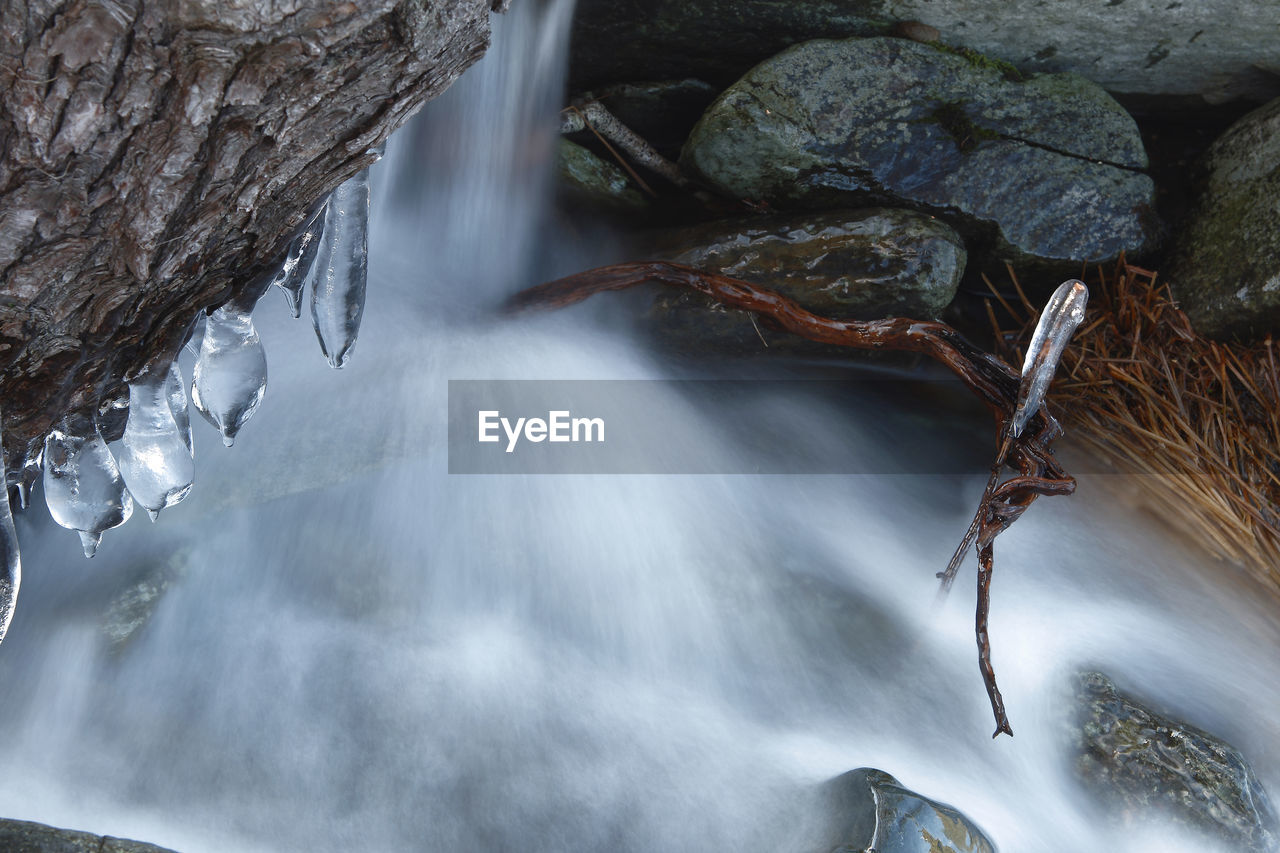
(0, 0, 494, 467)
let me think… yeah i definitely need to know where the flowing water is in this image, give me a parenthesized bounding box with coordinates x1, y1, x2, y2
(2, 4, 1278, 852)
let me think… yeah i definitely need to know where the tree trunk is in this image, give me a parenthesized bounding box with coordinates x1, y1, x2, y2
(0, 0, 497, 468)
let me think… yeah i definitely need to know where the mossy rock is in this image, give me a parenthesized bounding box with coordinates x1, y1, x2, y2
(555, 139, 650, 215)
(680, 37, 1158, 269)
(1169, 96, 1280, 340)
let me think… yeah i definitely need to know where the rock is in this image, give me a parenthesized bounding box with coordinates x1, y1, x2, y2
(0, 817, 177, 852)
(645, 209, 965, 355)
(1168, 96, 1280, 340)
(681, 37, 1159, 271)
(820, 768, 996, 853)
(568, 0, 886, 91)
(1072, 671, 1280, 852)
(556, 140, 650, 215)
(568, 1, 1280, 108)
(101, 547, 190, 653)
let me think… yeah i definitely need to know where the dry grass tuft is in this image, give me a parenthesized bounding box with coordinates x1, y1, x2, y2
(989, 260, 1280, 593)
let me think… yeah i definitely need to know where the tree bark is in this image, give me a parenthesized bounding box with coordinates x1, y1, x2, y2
(0, 0, 496, 468)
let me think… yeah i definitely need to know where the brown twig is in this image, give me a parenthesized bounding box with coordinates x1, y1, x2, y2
(509, 260, 1079, 737)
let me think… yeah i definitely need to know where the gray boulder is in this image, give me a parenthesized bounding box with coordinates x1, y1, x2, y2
(646, 209, 965, 354)
(1072, 671, 1280, 852)
(821, 768, 996, 852)
(0, 818, 176, 852)
(681, 37, 1159, 270)
(1168, 96, 1280, 340)
(556, 140, 650, 215)
(569, 0, 1280, 108)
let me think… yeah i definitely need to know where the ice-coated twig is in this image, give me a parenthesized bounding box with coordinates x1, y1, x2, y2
(43, 412, 133, 557)
(1010, 280, 1088, 439)
(275, 200, 328, 319)
(310, 169, 370, 368)
(0, 409, 21, 643)
(193, 303, 268, 447)
(111, 364, 196, 521)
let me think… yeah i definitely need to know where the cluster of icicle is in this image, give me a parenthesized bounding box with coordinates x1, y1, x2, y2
(0, 163, 374, 644)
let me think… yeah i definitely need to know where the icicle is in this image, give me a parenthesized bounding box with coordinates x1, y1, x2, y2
(192, 303, 268, 447)
(0, 409, 21, 642)
(183, 311, 207, 359)
(6, 446, 43, 511)
(275, 201, 328, 319)
(111, 365, 196, 520)
(164, 361, 194, 453)
(43, 412, 133, 558)
(310, 168, 370, 369)
(1010, 279, 1089, 439)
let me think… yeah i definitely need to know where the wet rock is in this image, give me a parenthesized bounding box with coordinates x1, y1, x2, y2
(556, 140, 650, 215)
(1168, 96, 1280, 340)
(820, 768, 996, 853)
(0, 818, 177, 852)
(1072, 671, 1280, 852)
(646, 209, 964, 356)
(681, 37, 1159, 270)
(102, 547, 190, 653)
(569, 1, 1280, 108)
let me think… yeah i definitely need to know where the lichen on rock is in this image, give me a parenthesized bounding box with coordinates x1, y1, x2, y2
(680, 37, 1159, 271)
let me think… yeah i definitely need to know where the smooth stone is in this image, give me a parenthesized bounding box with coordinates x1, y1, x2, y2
(681, 37, 1159, 269)
(821, 767, 996, 852)
(1072, 671, 1280, 852)
(1168, 96, 1280, 340)
(645, 208, 965, 356)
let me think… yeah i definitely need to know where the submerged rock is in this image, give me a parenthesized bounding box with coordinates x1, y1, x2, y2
(1072, 671, 1280, 852)
(681, 37, 1158, 269)
(820, 768, 996, 853)
(646, 208, 964, 354)
(0, 818, 176, 852)
(1168, 96, 1280, 340)
(556, 139, 650, 215)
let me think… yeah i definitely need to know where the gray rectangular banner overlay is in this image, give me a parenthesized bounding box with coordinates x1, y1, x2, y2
(447, 379, 1009, 475)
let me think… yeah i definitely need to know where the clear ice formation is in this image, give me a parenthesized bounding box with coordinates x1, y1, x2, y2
(7, 446, 43, 510)
(0, 412, 20, 642)
(164, 361, 194, 454)
(42, 412, 134, 558)
(310, 167, 370, 369)
(112, 364, 196, 521)
(275, 200, 328, 319)
(183, 311, 206, 358)
(1010, 279, 1089, 439)
(193, 296, 268, 448)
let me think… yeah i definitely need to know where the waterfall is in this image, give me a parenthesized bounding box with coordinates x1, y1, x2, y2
(0, 3, 1276, 852)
